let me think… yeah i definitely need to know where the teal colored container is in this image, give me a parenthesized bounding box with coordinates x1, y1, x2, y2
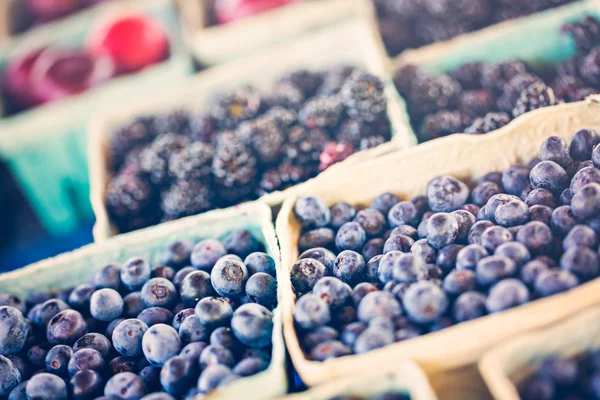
(0, 0, 193, 236)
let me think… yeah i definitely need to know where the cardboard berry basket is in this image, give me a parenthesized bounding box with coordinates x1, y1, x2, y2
(175, 0, 370, 66)
(275, 96, 600, 400)
(276, 361, 437, 400)
(0, 201, 288, 400)
(383, 0, 600, 145)
(0, 0, 193, 237)
(89, 17, 414, 241)
(479, 306, 600, 400)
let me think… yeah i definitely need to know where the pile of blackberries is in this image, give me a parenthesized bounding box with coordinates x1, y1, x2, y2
(105, 66, 392, 233)
(291, 128, 600, 362)
(394, 15, 600, 142)
(0, 230, 277, 399)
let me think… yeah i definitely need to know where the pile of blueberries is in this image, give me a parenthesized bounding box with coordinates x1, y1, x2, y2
(291, 128, 600, 361)
(105, 65, 392, 234)
(0, 230, 277, 399)
(520, 351, 600, 399)
(393, 15, 600, 142)
(331, 392, 408, 400)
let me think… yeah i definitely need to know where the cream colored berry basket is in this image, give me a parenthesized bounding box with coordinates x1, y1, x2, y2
(0, 201, 287, 400)
(89, 17, 414, 241)
(276, 96, 600, 400)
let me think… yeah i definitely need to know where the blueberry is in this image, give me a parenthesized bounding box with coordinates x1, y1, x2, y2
(91, 264, 122, 290)
(179, 271, 215, 306)
(476, 255, 517, 286)
(160, 356, 195, 396)
(462, 204, 480, 217)
(560, 188, 573, 205)
(485, 279, 529, 313)
(190, 239, 227, 271)
(534, 269, 579, 297)
(453, 291, 487, 322)
(383, 234, 414, 253)
(123, 292, 144, 318)
(242, 347, 270, 361)
(64, 287, 93, 317)
(403, 281, 448, 324)
(362, 238, 385, 262)
(390, 225, 419, 240)
(294, 196, 331, 228)
(425, 265, 444, 280)
(294, 294, 331, 330)
(530, 161, 569, 194)
(245, 273, 277, 308)
(310, 340, 352, 361)
(211, 258, 249, 298)
(6, 355, 27, 382)
(34, 299, 70, 326)
(520, 375, 555, 400)
(366, 254, 383, 282)
(502, 164, 531, 195)
(108, 356, 138, 375)
(152, 266, 176, 280)
(104, 372, 147, 399)
(0, 306, 28, 356)
(173, 267, 197, 288)
(142, 324, 182, 366)
(560, 245, 600, 281)
(540, 355, 579, 385)
(357, 291, 402, 323)
(0, 296, 25, 316)
(298, 228, 335, 252)
(354, 328, 394, 354)
(468, 220, 495, 245)
(570, 128, 600, 160)
(290, 258, 327, 292)
(25, 291, 51, 309)
(138, 365, 161, 392)
(244, 252, 277, 276)
(426, 175, 469, 212)
(551, 206, 577, 237)
(480, 226, 513, 252)
(529, 205, 553, 225)
(106, 318, 124, 338)
(161, 240, 194, 268)
(571, 183, 600, 220)
(180, 341, 208, 365)
(436, 244, 464, 271)
(141, 278, 178, 309)
(26, 345, 47, 370)
(594, 143, 600, 168)
(335, 222, 367, 252)
(451, 210, 476, 242)
(525, 188, 556, 208)
(223, 230, 261, 259)
(47, 310, 87, 345)
(443, 270, 476, 295)
(571, 167, 600, 196)
(392, 253, 426, 283)
(354, 208, 387, 237)
(520, 259, 551, 287)
(539, 136, 571, 168)
(7, 380, 27, 400)
(388, 201, 420, 228)
(121, 258, 151, 291)
(231, 304, 273, 348)
(456, 244, 488, 271)
(333, 250, 366, 284)
(70, 370, 103, 400)
(178, 315, 209, 345)
(494, 242, 531, 267)
(329, 202, 357, 229)
(233, 357, 268, 377)
(563, 224, 598, 250)
(371, 192, 401, 215)
(138, 307, 174, 327)
(313, 277, 351, 308)
(471, 182, 502, 206)
(411, 239, 438, 263)
(378, 251, 403, 284)
(26, 373, 66, 400)
(73, 333, 111, 357)
(395, 326, 422, 342)
(195, 297, 233, 328)
(67, 348, 105, 376)
(426, 213, 459, 249)
(302, 326, 339, 351)
(90, 288, 124, 322)
(112, 319, 148, 357)
(494, 198, 529, 227)
(196, 364, 237, 393)
(210, 327, 242, 357)
(341, 322, 367, 347)
(200, 344, 235, 369)
(0, 356, 20, 396)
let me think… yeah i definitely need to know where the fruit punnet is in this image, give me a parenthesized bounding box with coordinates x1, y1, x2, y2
(394, 15, 600, 143)
(0, 230, 277, 399)
(291, 129, 600, 361)
(519, 351, 600, 399)
(105, 66, 393, 234)
(374, 0, 579, 57)
(213, 0, 299, 25)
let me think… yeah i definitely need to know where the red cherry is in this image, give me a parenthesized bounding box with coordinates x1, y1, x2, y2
(25, 0, 83, 22)
(3, 49, 46, 109)
(214, 0, 299, 24)
(88, 14, 170, 74)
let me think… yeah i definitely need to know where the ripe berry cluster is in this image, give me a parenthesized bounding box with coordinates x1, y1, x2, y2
(105, 66, 392, 233)
(0, 230, 277, 399)
(291, 128, 600, 361)
(374, 0, 577, 56)
(394, 15, 600, 142)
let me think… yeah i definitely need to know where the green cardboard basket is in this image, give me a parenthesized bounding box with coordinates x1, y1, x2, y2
(0, 0, 193, 236)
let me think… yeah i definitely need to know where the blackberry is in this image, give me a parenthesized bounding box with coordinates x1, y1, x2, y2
(266, 106, 297, 128)
(140, 133, 190, 185)
(409, 74, 461, 116)
(413, 17, 473, 46)
(579, 47, 600, 85)
(378, 18, 414, 56)
(374, 0, 424, 19)
(512, 82, 560, 118)
(319, 142, 355, 171)
(188, 114, 218, 144)
(299, 96, 344, 130)
(497, 73, 543, 112)
(393, 64, 425, 96)
(105, 172, 156, 231)
(161, 180, 214, 221)
(337, 118, 390, 146)
(556, 57, 580, 77)
(359, 135, 388, 151)
(237, 116, 285, 164)
(573, 86, 600, 101)
(278, 69, 323, 98)
(480, 61, 528, 93)
(152, 109, 191, 136)
(283, 125, 329, 166)
(209, 86, 262, 130)
(211, 140, 258, 203)
(450, 63, 484, 90)
(340, 71, 387, 122)
(168, 142, 214, 182)
(262, 83, 304, 110)
(318, 65, 357, 97)
(256, 169, 284, 196)
(465, 112, 511, 134)
(423, 0, 491, 24)
(419, 110, 471, 141)
(256, 162, 315, 197)
(110, 117, 156, 172)
(458, 90, 495, 118)
(561, 15, 600, 53)
(552, 75, 584, 102)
